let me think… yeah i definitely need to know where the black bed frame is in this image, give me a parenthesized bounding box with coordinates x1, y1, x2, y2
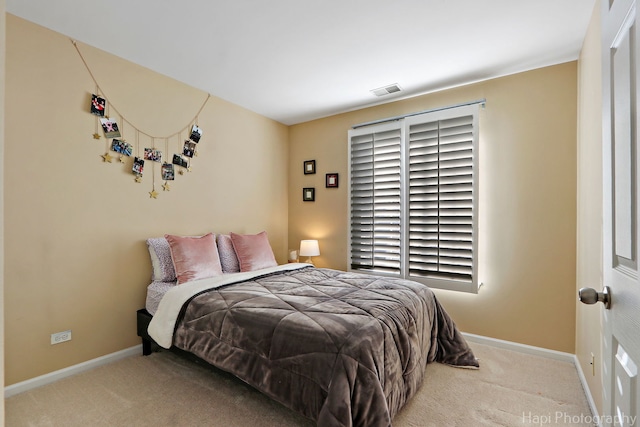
(136, 308, 156, 356)
(137, 308, 212, 365)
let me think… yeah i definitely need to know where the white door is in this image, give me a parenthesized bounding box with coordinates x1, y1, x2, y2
(601, 0, 640, 425)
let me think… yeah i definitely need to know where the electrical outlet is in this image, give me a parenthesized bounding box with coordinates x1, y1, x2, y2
(51, 330, 72, 345)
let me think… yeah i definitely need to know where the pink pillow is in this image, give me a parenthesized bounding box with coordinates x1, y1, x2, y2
(230, 231, 278, 272)
(165, 233, 223, 284)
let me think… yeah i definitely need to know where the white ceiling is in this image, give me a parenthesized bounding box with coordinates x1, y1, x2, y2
(6, 0, 596, 125)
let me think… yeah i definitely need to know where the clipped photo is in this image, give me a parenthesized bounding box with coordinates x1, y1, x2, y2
(100, 118, 121, 138)
(144, 148, 162, 163)
(91, 94, 106, 117)
(132, 157, 145, 175)
(111, 139, 133, 156)
(189, 124, 202, 143)
(172, 154, 188, 168)
(161, 163, 175, 181)
(183, 140, 196, 158)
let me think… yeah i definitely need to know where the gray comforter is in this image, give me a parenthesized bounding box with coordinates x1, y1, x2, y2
(172, 267, 478, 426)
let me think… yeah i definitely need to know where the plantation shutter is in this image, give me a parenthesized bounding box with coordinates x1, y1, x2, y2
(406, 110, 476, 286)
(348, 103, 479, 293)
(349, 123, 402, 275)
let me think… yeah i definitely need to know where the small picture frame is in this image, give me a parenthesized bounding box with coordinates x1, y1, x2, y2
(326, 173, 339, 188)
(304, 160, 316, 175)
(303, 187, 315, 202)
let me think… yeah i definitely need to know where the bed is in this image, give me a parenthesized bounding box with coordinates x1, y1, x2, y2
(139, 232, 478, 427)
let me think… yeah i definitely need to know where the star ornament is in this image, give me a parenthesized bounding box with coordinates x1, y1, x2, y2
(162, 182, 171, 191)
(135, 175, 142, 183)
(93, 133, 101, 140)
(149, 189, 159, 199)
(101, 152, 113, 163)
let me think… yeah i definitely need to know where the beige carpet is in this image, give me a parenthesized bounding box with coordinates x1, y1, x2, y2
(6, 343, 594, 426)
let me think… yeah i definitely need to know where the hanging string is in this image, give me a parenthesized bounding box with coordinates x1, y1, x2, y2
(93, 85, 101, 139)
(118, 119, 126, 163)
(162, 137, 171, 191)
(71, 39, 211, 140)
(115, 112, 121, 148)
(178, 131, 185, 175)
(149, 139, 158, 198)
(194, 115, 200, 158)
(134, 131, 142, 183)
(152, 143, 156, 186)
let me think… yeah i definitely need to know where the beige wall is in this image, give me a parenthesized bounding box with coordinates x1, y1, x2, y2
(289, 63, 578, 353)
(575, 0, 603, 412)
(1, 0, 6, 422)
(4, 15, 289, 385)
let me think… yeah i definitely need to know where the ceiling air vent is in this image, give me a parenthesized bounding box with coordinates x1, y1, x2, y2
(371, 83, 402, 97)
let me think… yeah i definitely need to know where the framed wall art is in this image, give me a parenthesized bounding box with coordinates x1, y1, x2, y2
(303, 187, 315, 201)
(326, 173, 339, 188)
(304, 160, 316, 175)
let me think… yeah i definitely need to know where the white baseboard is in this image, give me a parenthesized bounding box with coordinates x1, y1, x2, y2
(4, 345, 142, 398)
(463, 332, 600, 424)
(462, 332, 575, 362)
(573, 353, 602, 427)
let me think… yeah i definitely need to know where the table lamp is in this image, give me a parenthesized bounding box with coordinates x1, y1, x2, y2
(299, 240, 320, 265)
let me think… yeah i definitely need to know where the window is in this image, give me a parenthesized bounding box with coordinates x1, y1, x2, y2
(348, 104, 479, 293)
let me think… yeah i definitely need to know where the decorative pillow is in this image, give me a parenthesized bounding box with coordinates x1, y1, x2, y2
(230, 231, 278, 272)
(165, 233, 223, 284)
(146, 237, 176, 282)
(217, 234, 240, 273)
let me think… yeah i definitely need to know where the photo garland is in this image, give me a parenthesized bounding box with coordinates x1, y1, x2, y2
(75, 39, 210, 199)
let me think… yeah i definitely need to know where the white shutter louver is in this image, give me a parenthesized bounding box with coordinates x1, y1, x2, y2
(349, 125, 402, 274)
(407, 114, 475, 283)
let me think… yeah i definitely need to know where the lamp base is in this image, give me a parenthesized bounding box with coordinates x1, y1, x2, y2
(304, 257, 314, 265)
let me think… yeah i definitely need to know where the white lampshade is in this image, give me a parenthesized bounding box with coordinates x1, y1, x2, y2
(299, 240, 320, 264)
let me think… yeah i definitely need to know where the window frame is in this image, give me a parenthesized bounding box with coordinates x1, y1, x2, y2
(348, 104, 480, 293)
